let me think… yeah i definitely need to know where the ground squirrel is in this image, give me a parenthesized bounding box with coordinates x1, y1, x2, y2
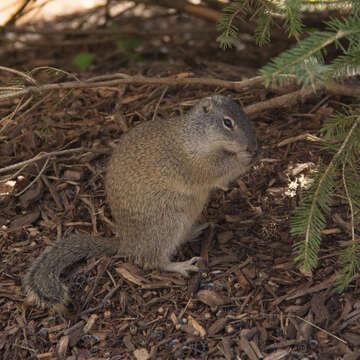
(24, 95, 258, 312)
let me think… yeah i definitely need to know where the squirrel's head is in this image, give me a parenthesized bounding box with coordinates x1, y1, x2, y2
(183, 95, 258, 167)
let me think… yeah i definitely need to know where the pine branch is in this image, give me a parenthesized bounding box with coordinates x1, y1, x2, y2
(351, 0, 360, 16)
(292, 165, 334, 276)
(283, 0, 303, 40)
(260, 28, 355, 87)
(216, 4, 242, 49)
(326, 45, 360, 78)
(292, 115, 360, 276)
(259, 16, 360, 87)
(336, 151, 360, 292)
(254, 8, 273, 46)
(216, 0, 282, 47)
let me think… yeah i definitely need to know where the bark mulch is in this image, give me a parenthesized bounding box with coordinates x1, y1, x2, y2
(1, 5, 360, 360)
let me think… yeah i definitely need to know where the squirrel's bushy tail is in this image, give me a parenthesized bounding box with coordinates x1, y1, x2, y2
(23, 234, 118, 312)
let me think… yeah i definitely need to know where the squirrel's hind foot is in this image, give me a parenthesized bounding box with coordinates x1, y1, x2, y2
(161, 257, 200, 277)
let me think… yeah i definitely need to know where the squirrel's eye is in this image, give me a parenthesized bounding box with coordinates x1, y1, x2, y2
(223, 117, 234, 129)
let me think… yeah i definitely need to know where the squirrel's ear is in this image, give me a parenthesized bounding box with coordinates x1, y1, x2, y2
(201, 99, 213, 114)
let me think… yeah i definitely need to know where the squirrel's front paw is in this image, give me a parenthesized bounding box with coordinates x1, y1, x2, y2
(162, 257, 200, 277)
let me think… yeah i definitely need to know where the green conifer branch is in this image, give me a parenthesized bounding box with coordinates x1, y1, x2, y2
(216, 4, 242, 49)
(283, 0, 303, 39)
(254, 8, 273, 46)
(336, 152, 360, 292)
(327, 49, 360, 78)
(351, 0, 360, 16)
(260, 27, 356, 87)
(292, 164, 334, 275)
(292, 115, 360, 276)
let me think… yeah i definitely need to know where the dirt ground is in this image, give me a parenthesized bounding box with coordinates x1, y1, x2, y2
(0, 4, 359, 360)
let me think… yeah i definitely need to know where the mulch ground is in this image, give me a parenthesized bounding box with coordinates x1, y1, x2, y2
(1, 4, 359, 360)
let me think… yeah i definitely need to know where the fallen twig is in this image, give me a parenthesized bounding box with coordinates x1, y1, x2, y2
(0, 75, 265, 101)
(0, 148, 88, 175)
(277, 133, 325, 147)
(244, 87, 314, 116)
(294, 315, 347, 345)
(2, 73, 360, 119)
(0, 65, 37, 85)
(15, 157, 49, 197)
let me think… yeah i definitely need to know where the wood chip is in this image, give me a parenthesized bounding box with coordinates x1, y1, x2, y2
(208, 317, 228, 335)
(9, 209, 40, 230)
(83, 314, 98, 333)
(197, 289, 230, 307)
(63, 169, 83, 181)
(239, 336, 261, 360)
(116, 265, 147, 286)
(218, 337, 232, 360)
(217, 231, 233, 244)
(188, 315, 206, 337)
(234, 269, 252, 292)
(56, 335, 69, 360)
(263, 349, 291, 360)
(19, 181, 43, 208)
(123, 334, 135, 352)
(133, 348, 150, 360)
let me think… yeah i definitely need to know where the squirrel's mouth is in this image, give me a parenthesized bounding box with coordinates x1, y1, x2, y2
(238, 150, 260, 170)
(250, 150, 261, 163)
